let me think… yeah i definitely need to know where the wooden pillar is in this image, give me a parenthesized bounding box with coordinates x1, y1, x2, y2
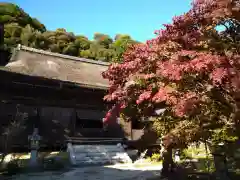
(35, 107, 40, 129)
(70, 109, 76, 136)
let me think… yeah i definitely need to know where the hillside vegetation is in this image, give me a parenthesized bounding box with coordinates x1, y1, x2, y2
(0, 3, 139, 62)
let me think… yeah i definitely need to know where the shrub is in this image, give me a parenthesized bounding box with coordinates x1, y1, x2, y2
(5, 159, 21, 175)
(150, 153, 162, 162)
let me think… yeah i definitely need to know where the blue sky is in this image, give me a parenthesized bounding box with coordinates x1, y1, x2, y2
(6, 0, 192, 42)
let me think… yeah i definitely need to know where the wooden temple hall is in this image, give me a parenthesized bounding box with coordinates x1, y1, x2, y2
(0, 45, 145, 152)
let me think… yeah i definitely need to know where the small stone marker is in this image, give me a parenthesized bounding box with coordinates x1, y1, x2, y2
(28, 128, 41, 168)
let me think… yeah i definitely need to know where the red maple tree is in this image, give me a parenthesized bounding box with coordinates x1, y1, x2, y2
(103, 0, 240, 147)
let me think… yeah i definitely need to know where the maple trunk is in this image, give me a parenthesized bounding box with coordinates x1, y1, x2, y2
(208, 143, 230, 180)
(213, 155, 230, 180)
(234, 99, 240, 139)
(161, 147, 175, 176)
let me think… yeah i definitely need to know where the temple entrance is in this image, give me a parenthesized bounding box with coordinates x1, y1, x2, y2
(75, 118, 103, 129)
(74, 109, 104, 129)
(72, 109, 105, 137)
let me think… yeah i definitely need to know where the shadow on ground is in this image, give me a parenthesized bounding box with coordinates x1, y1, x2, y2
(1, 161, 240, 180)
(2, 165, 161, 180)
(147, 170, 240, 180)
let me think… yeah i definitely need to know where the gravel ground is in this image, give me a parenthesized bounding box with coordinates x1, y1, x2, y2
(8, 164, 162, 180)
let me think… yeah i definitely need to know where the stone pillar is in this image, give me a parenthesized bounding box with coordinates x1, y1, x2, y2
(28, 128, 41, 168)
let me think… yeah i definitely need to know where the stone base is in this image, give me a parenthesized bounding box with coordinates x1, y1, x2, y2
(67, 144, 132, 166)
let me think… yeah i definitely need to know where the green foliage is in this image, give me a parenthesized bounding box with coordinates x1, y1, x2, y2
(211, 128, 238, 144)
(180, 157, 216, 173)
(74, 35, 91, 50)
(149, 153, 162, 162)
(0, 3, 46, 32)
(5, 160, 21, 175)
(111, 34, 139, 62)
(62, 43, 78, 56)
(43, 155, 67, 170)
(0, 3, 139, 62)
(94, 33, 113, 49)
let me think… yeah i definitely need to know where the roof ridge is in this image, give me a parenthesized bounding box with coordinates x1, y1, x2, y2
(17, 44, 110, 66)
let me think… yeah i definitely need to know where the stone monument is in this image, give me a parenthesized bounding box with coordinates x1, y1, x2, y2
(28, 128, 41, 168)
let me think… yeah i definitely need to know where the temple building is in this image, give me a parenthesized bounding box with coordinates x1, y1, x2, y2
(0, 45, 145, 152)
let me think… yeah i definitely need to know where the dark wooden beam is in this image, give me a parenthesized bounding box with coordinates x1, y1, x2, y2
(0, 95, 106, 110)
(0, 80, 107, 109)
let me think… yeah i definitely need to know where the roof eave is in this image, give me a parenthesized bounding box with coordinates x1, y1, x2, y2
(15, 44, 111, 66)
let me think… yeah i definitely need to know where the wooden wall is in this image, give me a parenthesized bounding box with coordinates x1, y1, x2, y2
(0, 71, 136, 152)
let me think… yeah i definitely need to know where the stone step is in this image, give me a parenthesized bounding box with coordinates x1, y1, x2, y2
(75, 158, 128, 164)
(67, 143, 132, 166)
(76, 153, 128, 158)
(73, 145, 123, 151)
(73, 149, 122, 153)
(74, 151, 123, 156)
(75, 160, 111, 165)
(75, 157, 111, 161)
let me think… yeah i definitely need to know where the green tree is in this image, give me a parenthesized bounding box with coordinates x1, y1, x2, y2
(20, 24, 37, 47)
(94, 33, 113, 49)
(4, 23, 22, 47)
(42, 29, 76, 54)
(0, 3, 46, 32)
(111, 34, 139, 62)
(62, 42, 78, 56)
(79, 49, 95, 59)
(74, 35, 91, 50)
(0, 3, 139, 63)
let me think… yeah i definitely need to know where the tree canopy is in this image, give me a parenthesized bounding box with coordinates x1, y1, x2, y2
(103, 0, 240, 147)
(0, 3, 139, 62)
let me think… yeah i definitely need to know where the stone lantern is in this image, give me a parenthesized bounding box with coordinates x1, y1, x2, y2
(28, 128, 41, 167)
